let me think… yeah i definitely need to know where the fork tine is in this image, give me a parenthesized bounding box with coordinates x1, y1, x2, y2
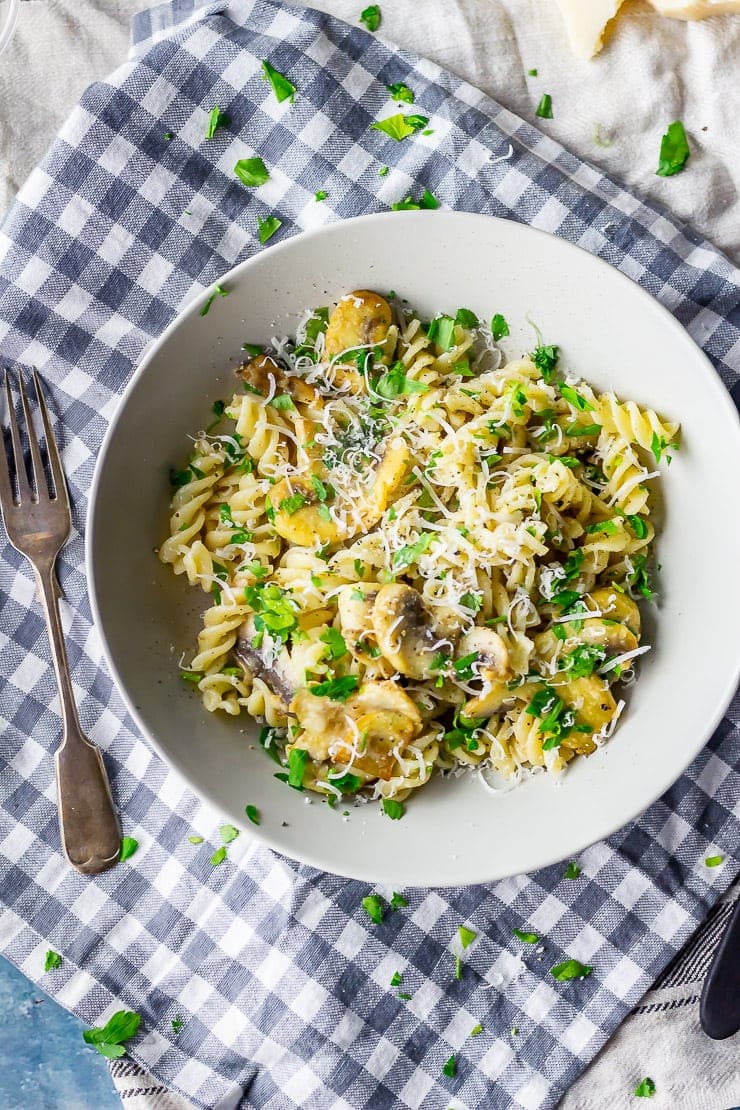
(0, 378, 15, 510)
(3, 369, 31, 502)
(18, 371, 48, 500)
(32, 370, 69, 506)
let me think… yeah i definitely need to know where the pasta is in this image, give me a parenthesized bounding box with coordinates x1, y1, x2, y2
(159, 290, 679, 815)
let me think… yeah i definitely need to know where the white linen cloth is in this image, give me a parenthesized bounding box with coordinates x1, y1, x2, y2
(0, 3, 738, 1108)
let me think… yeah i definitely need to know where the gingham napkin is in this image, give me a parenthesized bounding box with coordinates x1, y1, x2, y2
(0, 2, 738, 1108)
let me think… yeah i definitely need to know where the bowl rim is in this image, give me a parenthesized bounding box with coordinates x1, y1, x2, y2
(86, 210, 740, 884)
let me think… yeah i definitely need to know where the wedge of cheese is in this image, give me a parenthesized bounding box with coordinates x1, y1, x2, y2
(554, 0, 629, 58)
(649, 0, 740, 17)
(555, 0, 740, 59)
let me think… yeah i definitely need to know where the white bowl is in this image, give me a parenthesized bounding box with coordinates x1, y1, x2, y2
(87, 212, 740, 887)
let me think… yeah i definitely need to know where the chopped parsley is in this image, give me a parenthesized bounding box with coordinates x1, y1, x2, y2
(387, 82, 414, 103)
(181, 669, 203, 685)
(330, 771, 363, 794)
(656, 120, 690, 177)
(210, 846, 227, 866)
(634, 1078, 657, 1098)
(390, 892, 408, 910)
(455, 954, 462, 980)
(458, 925, 477, 949)
(44, 950, 62, 972)
(460, 592, 483, 613)
(187, 835, 204, 844)
(360, 4, 381, 31)
(268, 392, 296, 411)
(362, 893, 386, 923)
(245, 805, 260, 826)
(704, 855, 724, 868)
(243, 582, 298, 644)
(491, 313, 510, 341)
(171, 1015, 185, 1034)
(427, 314, 456, 350)
(279, 492, 307, 515)
(287, 748, 310, 789)
(535, 93, 553, 119)
(524, 685, 573, 749)
(393, 533, 433, 569)
(382, 798, 405, 820)
(82, 1010, 142, 1059)
(442, 1055, 457, 1078)
(566, 422, 601, 437)
(453, 652, 479, 682)
(219, 824, 239, 845)
(119, 836, 139, 862)
(314, 189, 328, 202)
(371, 113, 428, 141)
(258, 726, 284, 765)
(527, 67, 538, 76)
(455, 308, 479, 329)
(531, 344, 558, 381)
(559, 644, 605, 678)
(308, 675, 360, 701)
(559, 383, 593, 412)
(320, 626, 348, 660)
(563, 861, 582, 880)
(200, 283, 228, 316)
(391, 188, 439, 210)
(205, 106, 229, 139)
(258, 215, 282, 244)
(650, 431, 678, 464)
(512, 928, 540, 944)
(390, 971, 403, 986)
(234, 157, 270, 187)
(550, 958, 592, 981)
(261, 60, 296, 104)
(374, 361, 429, 398)
(627, 514, 648, 539)
(470, 1023, 484, 1036)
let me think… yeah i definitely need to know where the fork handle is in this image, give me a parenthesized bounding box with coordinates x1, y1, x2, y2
(37, 564, 121, 874)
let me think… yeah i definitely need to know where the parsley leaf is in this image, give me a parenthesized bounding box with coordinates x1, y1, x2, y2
(535, 93, 553, 119)
(268, 392, 296, 411)
(279, 492, 307, 516)
(258, 215, 282, 244)
(200, 283, 228, 316)
(330, 771, 363, 794)
(210, 846, 227, 866)
(187, 834, 204, 844)
(512, 928, 540, 944)
(308, 675, 360, 702)
(119, 836, 138, 862)
(532, 343, 558, 381)
(470, 1023, 484, 1036)
(390, 971, 403, 986)
(44, 950, 62, 972)
(453, 651, 479, 681)
(550, 958, 592, 981)
(206, 106, 230, 139)
(650, 431, 678, 464)
(382, 798, 405, 820)
(563, 861, 582, 879)
(287, 748, 310, 790)
(371, 113, 428, 141)
(393, 533, 433, 570)
(458, 925, 477, 949)
(171, 1015, 185, 1034)
(261, 60, 296, 104)
(234, 157, 270, 187)
(391, 188, 439, 210)
(245, 804, 260, 826)
(390, 892, 408, 910)
(656, 121, 690, 177)
(491, 313, 510, 341)
(219, 824, 239, 845)
(320, 626, 348, 660)
(374, 361, 429, 398)
(455, 308, 479, 329)
(442, 1055, 457, 1078)
(83, 1010, 142, 1059)
(314, 189, 328, 202)
(634, 1078, 657, 1098)
(704, 855, 724, 868)
(387, 82, 414, 103)
(427, 314, 456, 350)
(244, 582, 298, 644)
(360, 4, 381, 31)
(362, 893, 386, 923)
(559, 383, 593, 411)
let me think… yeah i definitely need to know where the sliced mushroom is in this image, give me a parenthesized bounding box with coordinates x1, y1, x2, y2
(369, 437, 410, 519)
(347, 679, 423, 727)
(289, 688, 351, 762)
(589, 588, 641, 635)
(270, 475, 343, 546)
(235, 615, 299, 707)
(337, 585, 381, 659)
(576, 617, 638, 656)
(237, 353, 318, 405)
(558, 675, 616, 754)
(458, 627, 512, 716)
(324, 290, 393, 364)
(372, 585, 447, 679)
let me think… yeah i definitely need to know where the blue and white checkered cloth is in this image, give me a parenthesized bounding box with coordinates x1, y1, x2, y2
(0, 2, 738, 1107)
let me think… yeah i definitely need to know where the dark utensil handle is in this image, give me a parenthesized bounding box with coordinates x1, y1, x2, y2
(700, 894, 740, 1039)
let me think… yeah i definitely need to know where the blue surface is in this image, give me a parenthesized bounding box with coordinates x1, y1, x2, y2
(0, 955, 120, 1110)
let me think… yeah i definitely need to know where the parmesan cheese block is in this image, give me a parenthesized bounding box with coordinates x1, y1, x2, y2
(555, 0, 740, 59)
(648, 0, 740, 17)
(553, 0, 629, 59)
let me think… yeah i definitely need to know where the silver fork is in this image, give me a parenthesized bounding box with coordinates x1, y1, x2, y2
(0, 369, 120, 873)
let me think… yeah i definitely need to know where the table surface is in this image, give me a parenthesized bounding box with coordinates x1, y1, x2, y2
(0, 955, 121, 1110)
